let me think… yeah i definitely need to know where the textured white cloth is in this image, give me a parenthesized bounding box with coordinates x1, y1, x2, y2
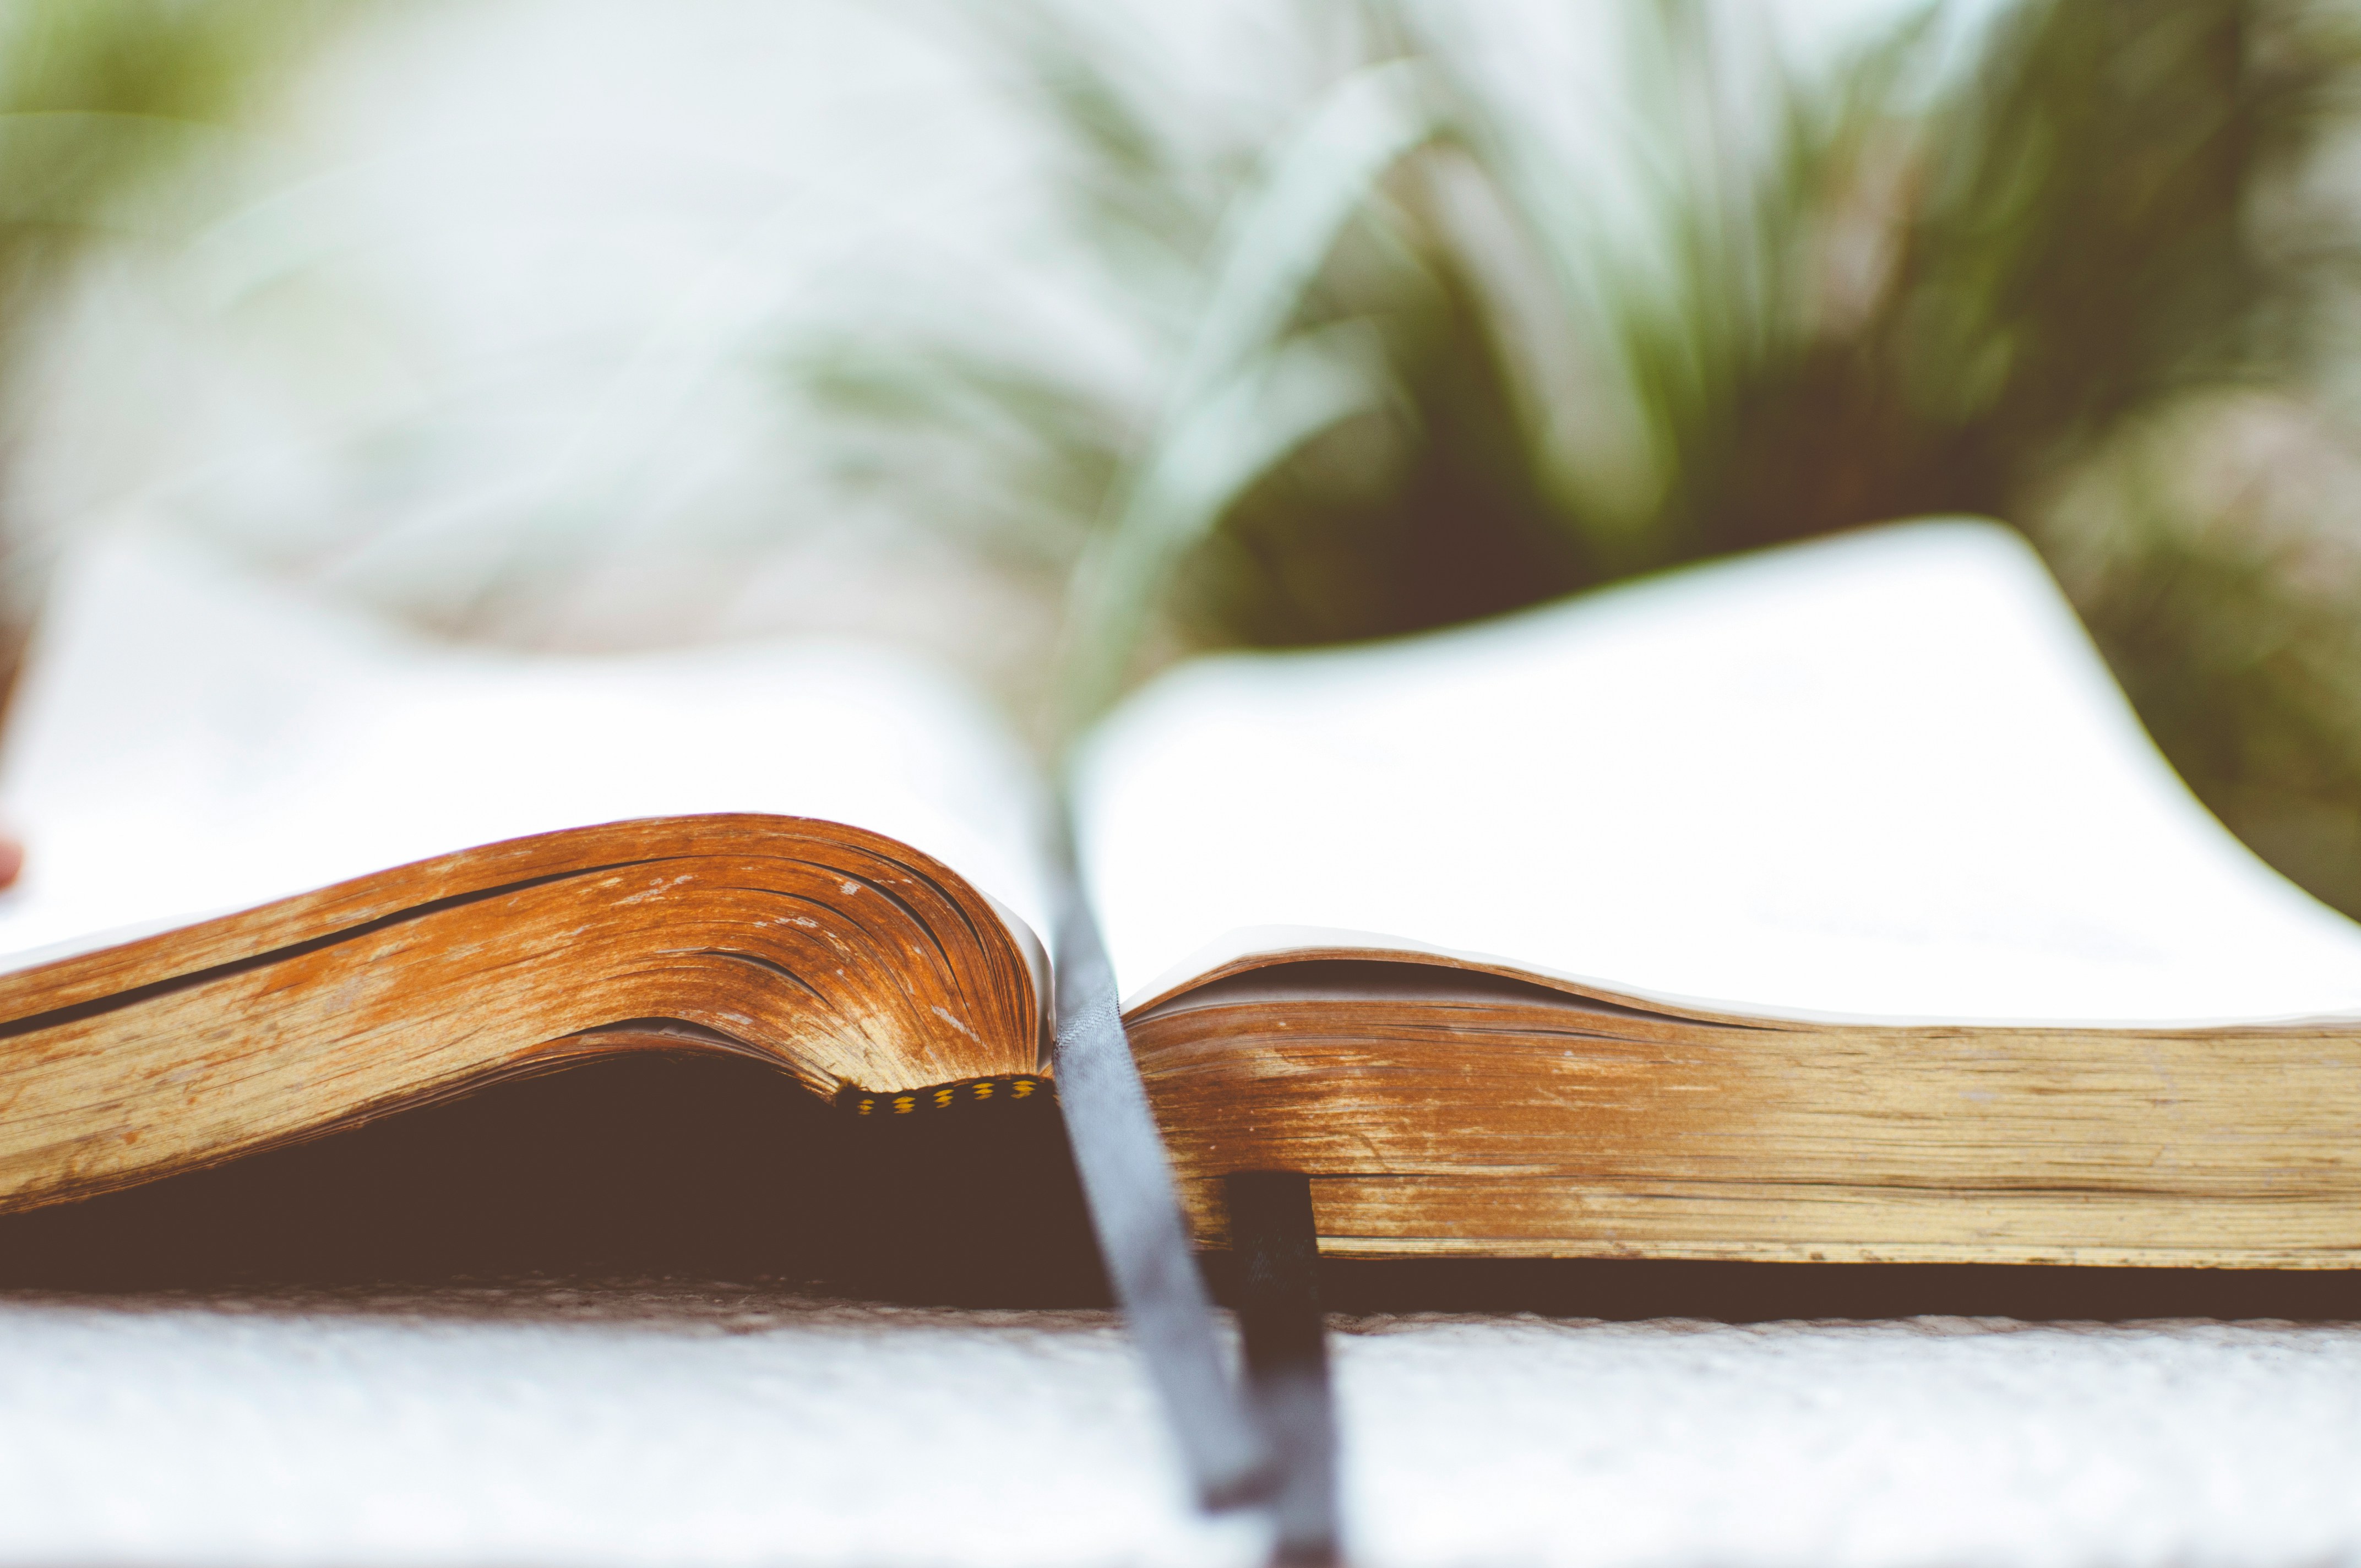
(2, 1283, 2357, 1567)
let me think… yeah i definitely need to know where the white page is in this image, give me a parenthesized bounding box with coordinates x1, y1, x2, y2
(1075, 520, 2361, 1025)
(0, 529, 1055, 969)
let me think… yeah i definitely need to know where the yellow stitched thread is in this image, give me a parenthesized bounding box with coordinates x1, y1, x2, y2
(833, 1074, 1051, 1117)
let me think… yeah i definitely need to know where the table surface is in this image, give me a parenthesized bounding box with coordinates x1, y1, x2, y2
(3, 1278, 2358, 1567)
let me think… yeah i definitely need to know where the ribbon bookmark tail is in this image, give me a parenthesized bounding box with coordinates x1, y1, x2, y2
(1051, 854, 1275, 1511)
(1227, 1170, 1341, 1565)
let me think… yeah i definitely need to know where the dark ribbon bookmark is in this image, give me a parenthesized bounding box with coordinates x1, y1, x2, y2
(1050, 828, 1345, 1559)
(1049, 859, 1276, 1510)
(1227, 1172, 1342, 1566)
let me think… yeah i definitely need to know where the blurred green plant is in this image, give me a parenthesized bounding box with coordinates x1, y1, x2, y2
(791, 0, 2361, 914)
(0, 0, 353, 345)
(0, 0, 356, 669)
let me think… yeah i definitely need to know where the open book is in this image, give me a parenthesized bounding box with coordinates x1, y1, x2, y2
(5, 520, 2360, 1266)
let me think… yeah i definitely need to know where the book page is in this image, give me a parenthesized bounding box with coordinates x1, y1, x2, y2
(0, 529, 1056, 969)
(1075, 520, 2361, 1026)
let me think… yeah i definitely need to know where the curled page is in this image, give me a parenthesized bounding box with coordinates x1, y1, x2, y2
(0, 527, 1057, 970)
(1076, 520, 2361, 1027)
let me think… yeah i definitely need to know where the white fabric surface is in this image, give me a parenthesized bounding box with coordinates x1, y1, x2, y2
(3, 1283, 2357, 1566)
